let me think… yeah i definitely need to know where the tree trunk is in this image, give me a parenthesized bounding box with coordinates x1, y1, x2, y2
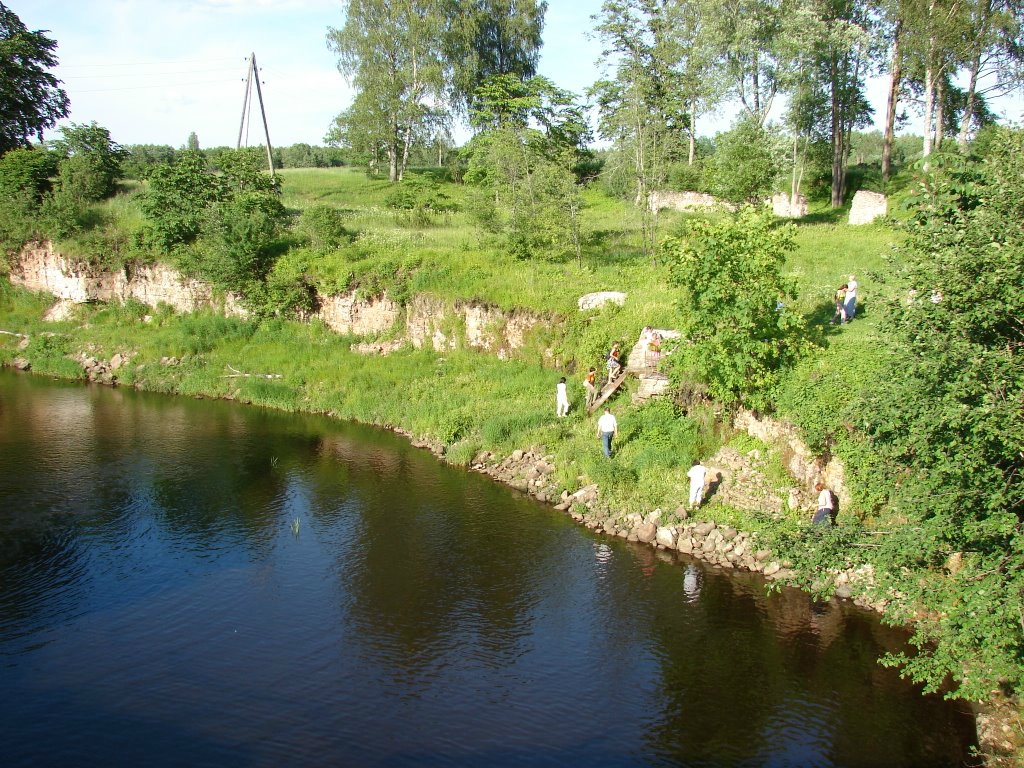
(830, 56, 844, 209)
(689, 99, 696, 165)
(400, 122, 413, 181)
(959, 0, 992, 151)
(882, 22, 902, 183)
(752, 51, 760, 117)
(923, 64, 934, 160)
(958, 54, 980, 151)
(388, 138, 399, 182)
(791, 132, 799, 210)
(922, 2, 936, 163)
(935, 75, 945, 151)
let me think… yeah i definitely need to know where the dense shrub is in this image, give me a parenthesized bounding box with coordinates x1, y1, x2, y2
(842, 128, 1024, 699)
(664, 206, 810, 411)
(298, 204, 350, 252)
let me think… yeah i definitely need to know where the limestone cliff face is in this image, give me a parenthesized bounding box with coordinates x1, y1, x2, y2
(404, 295, 539, 355)
(11, 241, 246, 316)
(313, 291, 402, 336)
(12, 241, 541, 355)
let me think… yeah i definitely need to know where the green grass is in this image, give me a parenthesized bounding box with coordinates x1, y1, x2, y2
(2, 162, 911, 523)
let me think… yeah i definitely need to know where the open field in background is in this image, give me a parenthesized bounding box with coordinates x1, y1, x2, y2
(274, 165, 897, 317)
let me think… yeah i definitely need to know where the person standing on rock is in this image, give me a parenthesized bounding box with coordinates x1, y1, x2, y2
(813, 483, 834, 525)
(596, 407, 617, 457)
(606, 342, 623, 384)
(556, 376, 570, 418)
(687, 460, 708, 509)
(584, 367, 597, 410)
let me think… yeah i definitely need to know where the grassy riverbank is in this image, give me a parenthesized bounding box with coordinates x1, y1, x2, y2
(2, 162, 1022, 764)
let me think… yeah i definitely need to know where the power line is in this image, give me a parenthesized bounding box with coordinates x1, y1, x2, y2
(59, 56, 243, 70)
(73, 78, 241, 94)
(63, 68, 242, 80)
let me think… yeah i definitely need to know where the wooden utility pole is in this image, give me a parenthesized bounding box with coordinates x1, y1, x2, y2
(237, 53, 275, 176)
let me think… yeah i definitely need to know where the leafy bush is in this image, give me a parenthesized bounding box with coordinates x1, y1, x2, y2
(299, 204, 350, 252)
(50, 122, 126, 202)
(141, 151, 223, 250)
(844, 127, 1024, 700)
(666, 160, 710, 194)
(0, 146, 58, 202)
(384, 174, 454, 227)
(664, 206, 810, 410)
(711, 116, 786, 204)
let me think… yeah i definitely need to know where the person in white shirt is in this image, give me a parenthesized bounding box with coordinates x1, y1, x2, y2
(556, 377, 570, 417)
(687, 460, 708, 509)
(596, 408, 617, 457)
(844, 274, 858, 320)
(813, 482, 834, 525)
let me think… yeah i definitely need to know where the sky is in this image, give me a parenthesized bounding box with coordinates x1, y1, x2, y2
(13, 0, 1024, 151)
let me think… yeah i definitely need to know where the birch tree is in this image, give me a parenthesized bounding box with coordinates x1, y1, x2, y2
(328, 0, 447, 182)
(956, 0, 1024, 150)
(444, 0, 547, 116)
(662, 0, 726, 165)
(708, 0, 799, 124)
(591, 0, 687, 259)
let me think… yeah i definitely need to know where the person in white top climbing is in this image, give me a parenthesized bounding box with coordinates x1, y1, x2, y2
(813, 482, 834, 525)
(687, 460, 708, 509)
(844, 274, 858, 321)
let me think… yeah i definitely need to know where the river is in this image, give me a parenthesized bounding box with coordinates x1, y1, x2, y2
(0, 370, 976, 767)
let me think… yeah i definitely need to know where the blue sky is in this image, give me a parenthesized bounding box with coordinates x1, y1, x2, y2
(11, 0, 1024, 150)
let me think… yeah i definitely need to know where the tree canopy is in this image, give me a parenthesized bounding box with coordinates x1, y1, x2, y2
(0, 3, 69, 155)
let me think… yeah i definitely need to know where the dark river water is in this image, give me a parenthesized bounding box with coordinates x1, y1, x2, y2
(0, 370, 976, 767)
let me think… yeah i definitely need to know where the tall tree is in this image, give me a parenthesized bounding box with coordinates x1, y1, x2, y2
(708, 0, 799, 124)
(591, 0, 688, 259)
(328, 0, 448, 182)
(662, 0, 726, 165)
(444, 0, 547, 116)
(875, 0, 905, 182)
(956, 0, 1024, 150)
(464, 74, 590, 263)
(0, 3, 69, 155)
(903, 0, 971, 159)
(795, 0, 874, 207)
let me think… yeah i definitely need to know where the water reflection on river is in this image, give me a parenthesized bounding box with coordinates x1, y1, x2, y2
(0, 371, 975, 767)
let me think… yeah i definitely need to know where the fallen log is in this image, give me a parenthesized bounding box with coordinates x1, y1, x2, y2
(223, 364, 282, 380)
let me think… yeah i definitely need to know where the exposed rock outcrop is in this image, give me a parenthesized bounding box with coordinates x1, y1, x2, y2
(11, 241, 245, 316)
(313, 291, 401, 336)
(771, 192, 809, 218)
(12, 242, 543, 358)
(578, 291, 626, 311)
(733, 408, 849, 509)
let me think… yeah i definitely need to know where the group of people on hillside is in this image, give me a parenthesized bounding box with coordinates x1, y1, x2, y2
(569, 342, 624, 418)
(831, 274, 859, 325)
(553, 341, 628, 457)
(554, 326, 839, 524)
